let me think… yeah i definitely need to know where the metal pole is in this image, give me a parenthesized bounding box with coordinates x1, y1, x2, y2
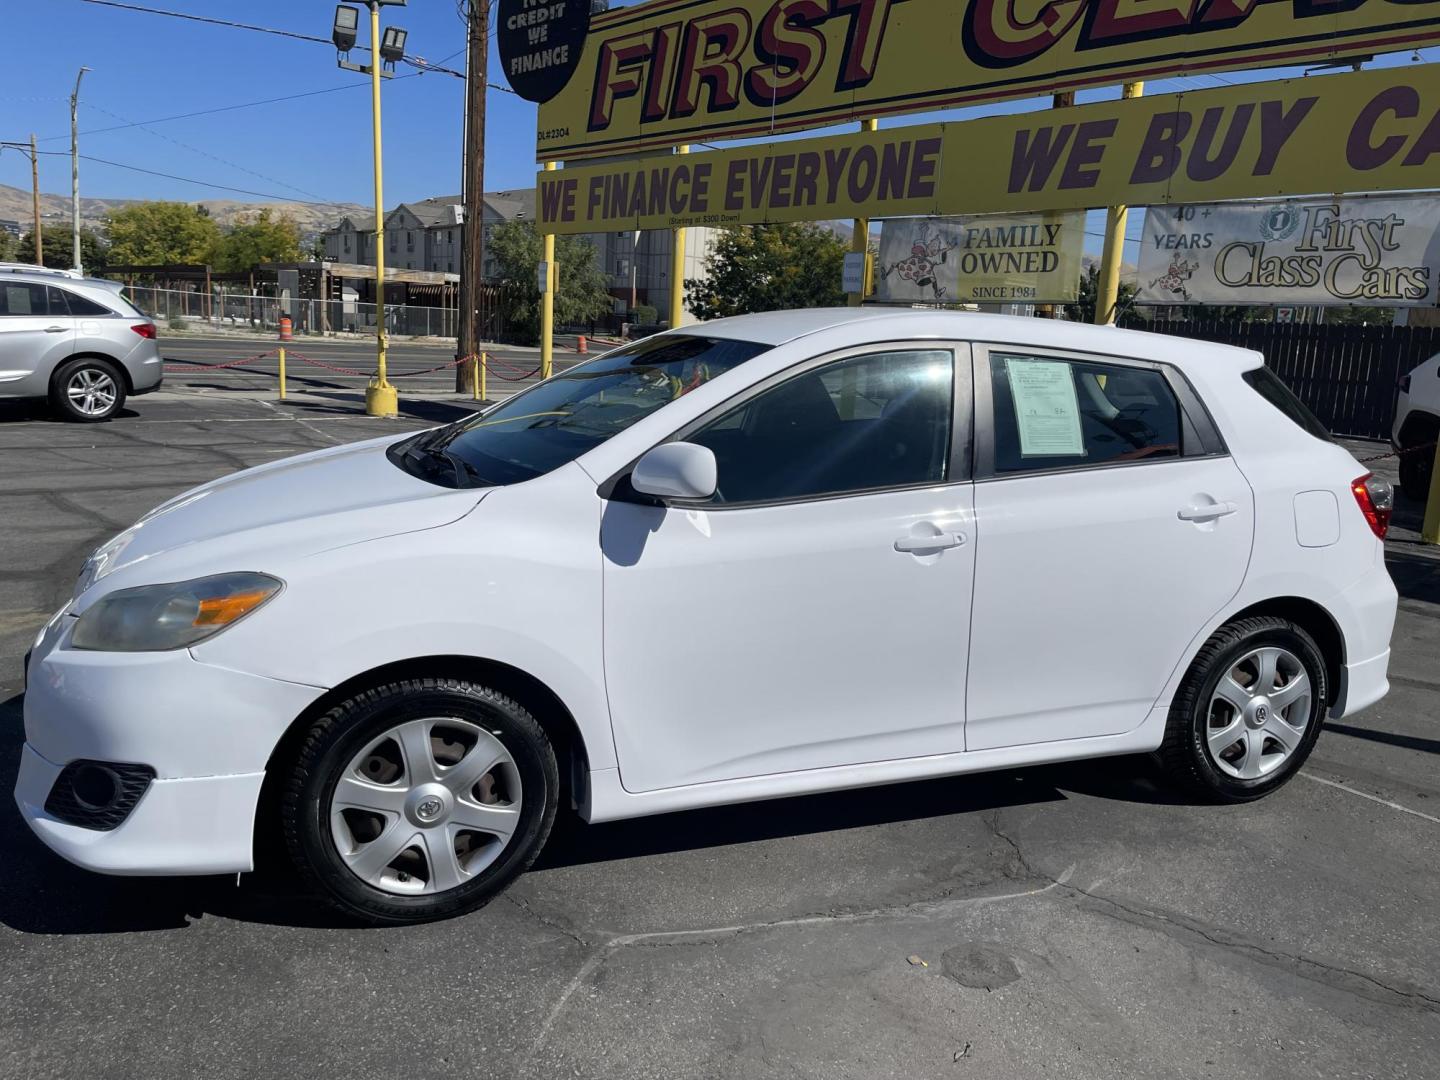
(541, 161, 556, 379)
(455, 0, 489, 392)
(669, 145, 689, 327)
(1094, 82, 1143, 325)
(70, 67, 90, 273)
(1423, 442, 1440, 545)
(278, 346, 287, 400)
(365, 1, 396, 416)
(29, 134, 42, 266)
(847, 120, 877, 307)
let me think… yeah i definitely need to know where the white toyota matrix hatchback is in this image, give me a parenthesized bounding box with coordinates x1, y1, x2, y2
(17, 310, 1397, 923)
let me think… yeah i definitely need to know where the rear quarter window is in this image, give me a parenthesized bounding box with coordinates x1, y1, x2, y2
(1242, 367, 1333, 443)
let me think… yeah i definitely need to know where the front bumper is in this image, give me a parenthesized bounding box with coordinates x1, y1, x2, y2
(17, 626, 325, 876)
(15, 744, 265, 875)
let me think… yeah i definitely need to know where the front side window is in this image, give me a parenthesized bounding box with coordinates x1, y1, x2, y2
(0, 282, 49, 317)
(990, 353, 1182, 474)
(396, 334, 768, 487)
(689, 349, 954, 504)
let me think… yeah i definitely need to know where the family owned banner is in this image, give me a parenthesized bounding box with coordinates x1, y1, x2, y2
(873, 213, 1084, 304)
(1137, 196, 1440, 307)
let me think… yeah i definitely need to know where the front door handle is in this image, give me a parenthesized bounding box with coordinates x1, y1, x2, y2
(44, 326, 67, 333)
(1177, 501, 1237, 522)
(894, 532, 966, 553)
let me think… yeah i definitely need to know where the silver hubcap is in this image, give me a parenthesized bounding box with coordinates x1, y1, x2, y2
(1207, 646, 1312, 780)
(67, 368, 117, 416)
(329, 718, 522, 895)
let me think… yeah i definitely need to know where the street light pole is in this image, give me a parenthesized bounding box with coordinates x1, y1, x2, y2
(70, 66, 90, 274)
(364, 1, 396, 417)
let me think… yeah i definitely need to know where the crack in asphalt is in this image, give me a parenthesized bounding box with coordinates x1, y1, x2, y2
(512, 865, 1071, 1076)
(984, 812, 1440, 1015)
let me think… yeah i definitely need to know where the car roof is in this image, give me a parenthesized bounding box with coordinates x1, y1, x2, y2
(680, 307, 1262, 374)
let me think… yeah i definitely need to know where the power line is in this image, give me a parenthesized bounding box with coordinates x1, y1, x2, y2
(76, 0, 330, 45)
(28, 147, 328, 202)
(82, 101, 328, 201)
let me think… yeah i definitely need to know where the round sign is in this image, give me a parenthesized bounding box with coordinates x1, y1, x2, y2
(497, 0, 590, 105)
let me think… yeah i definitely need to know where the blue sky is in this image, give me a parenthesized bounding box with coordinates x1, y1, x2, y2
(0, 1, 1432, 256)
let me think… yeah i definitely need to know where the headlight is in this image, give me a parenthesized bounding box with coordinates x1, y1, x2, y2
(71, 572, 282, 652)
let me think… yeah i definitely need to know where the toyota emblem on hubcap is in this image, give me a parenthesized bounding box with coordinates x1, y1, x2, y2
(1254, 704, 1269, 722)
(416, 796, 445, 821)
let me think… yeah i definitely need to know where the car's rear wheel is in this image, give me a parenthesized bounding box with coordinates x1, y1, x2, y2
(282, 678, 559, 924)
(50, 358, 125, 422)
(1157, 616, 1328, 802)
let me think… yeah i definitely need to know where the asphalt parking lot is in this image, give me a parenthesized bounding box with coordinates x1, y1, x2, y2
(2, 373, 1439, 1080)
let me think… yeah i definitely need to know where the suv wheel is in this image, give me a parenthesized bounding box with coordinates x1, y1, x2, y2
(1399, 444, 1433, 502)
(282, 678, 559, 924)
(51, 358, 125, 422)
(1157, 616, 1328, 803)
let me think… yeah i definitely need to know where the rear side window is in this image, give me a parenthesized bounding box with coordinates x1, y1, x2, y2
(51, 287, 116, 317)
(0, 282, 49, 316)
(1242, 367, 1332, 442)
(989, 353, 1182, 473)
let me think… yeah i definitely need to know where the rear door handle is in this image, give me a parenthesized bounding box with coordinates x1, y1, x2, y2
(1177, 501, 1237, 522)
(894, 532, 966, 553)
(44, 326, 67, 333)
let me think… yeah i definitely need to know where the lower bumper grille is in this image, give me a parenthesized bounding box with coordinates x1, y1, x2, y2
(44, 760, 155, 831)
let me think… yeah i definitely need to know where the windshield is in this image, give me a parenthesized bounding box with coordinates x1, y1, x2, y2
(392, 334, 769, 487)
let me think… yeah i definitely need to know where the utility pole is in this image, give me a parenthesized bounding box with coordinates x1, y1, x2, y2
(30, 134, 42, 266)
(70, 67, 90, 273)
(455, 0, 489, 394)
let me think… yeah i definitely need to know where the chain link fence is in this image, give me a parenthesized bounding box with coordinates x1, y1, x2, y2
(122, 286, 464, 341)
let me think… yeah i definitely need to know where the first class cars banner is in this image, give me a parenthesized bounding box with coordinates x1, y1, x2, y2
(534, 0, 1440, 161)
(537, 65, 1440, 233)
(1137, 196, 1440, 306)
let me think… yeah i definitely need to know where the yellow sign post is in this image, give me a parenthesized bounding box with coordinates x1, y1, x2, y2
(1094, 81, 1143, 325)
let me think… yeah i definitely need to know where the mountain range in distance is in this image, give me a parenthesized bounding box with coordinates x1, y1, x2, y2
(0, 182, 367, 239)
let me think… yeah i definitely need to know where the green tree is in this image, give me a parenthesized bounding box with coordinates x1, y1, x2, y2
(685, 223, 846, 320)
(488, 219, 612, 344)
(1065, 263, 1138, 323)
(19, 227, 108, 272)
(0, 229, 16, 261)
(106, 201, 220, 266)
(211, 208, 303, 272)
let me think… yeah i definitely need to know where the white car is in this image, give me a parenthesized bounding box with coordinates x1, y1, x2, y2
(16, 309, 1397, 923)
(1393, 350, 1440, 499)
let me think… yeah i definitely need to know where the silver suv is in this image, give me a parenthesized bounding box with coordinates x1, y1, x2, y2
(0, 267, 162, 421)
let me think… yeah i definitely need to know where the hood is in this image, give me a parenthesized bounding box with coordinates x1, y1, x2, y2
(77, 433, 485, 596)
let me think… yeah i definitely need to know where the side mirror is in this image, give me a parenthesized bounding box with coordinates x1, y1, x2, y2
(631, 442, 717, 501)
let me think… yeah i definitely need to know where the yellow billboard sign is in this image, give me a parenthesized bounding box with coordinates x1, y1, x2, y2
(535, 0, 1440, 161)
(538, 65, 1440, 233)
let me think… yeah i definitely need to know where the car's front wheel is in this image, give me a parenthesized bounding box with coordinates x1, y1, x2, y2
(282, 678, 559, 924)
(50, 358, 126, 422)
(1157, 616, 1328, 802)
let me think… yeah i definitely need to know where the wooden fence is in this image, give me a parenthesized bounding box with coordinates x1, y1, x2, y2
(1119, 320, 1440, 441)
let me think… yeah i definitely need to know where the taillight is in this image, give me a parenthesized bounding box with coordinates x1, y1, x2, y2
(130, 323, 156, 339)
(1351, 473, 1393, 540)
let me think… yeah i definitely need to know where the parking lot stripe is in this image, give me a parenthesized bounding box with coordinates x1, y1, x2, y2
(1302, 772, 1440, 825)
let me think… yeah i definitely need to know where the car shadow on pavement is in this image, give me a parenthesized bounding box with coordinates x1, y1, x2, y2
(1385, 545, 1440, 605)
(0, 683, 1178, 936)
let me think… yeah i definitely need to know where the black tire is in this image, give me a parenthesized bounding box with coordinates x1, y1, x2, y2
(1399, 447, 1432, 502)
(281, 677, 559, 924)
(49, 357, 126, 422)
(1157, 616, 1328, 803)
